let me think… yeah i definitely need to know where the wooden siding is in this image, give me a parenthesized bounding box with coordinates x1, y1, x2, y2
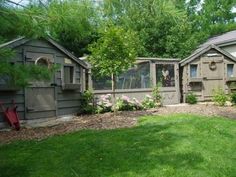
(0, 39, 83, 123)
(182, 48, 236, 102)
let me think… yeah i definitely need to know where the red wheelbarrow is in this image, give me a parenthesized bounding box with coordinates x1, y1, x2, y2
(0, 100, 20, 130)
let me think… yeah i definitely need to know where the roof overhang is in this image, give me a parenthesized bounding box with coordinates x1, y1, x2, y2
(137, 57, 180, 62)
(0, 37, 88, 69)
(180, 44, 236, 67)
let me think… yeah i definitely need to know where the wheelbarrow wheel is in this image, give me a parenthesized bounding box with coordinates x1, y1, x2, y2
(14, 122, 20, 131)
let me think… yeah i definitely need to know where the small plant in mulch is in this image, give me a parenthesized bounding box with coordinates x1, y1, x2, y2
(79, 90, 96, 114)
(142, 94, 160, 109)
(96, 94, 113, 113)
(230, 92, 236, 105)
(186, 92, 197, 104)
(152, 86, 162, 104)
(212, 88, 229, 106)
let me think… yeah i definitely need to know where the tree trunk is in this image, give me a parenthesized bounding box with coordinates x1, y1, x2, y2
(111, 73, 116, 110)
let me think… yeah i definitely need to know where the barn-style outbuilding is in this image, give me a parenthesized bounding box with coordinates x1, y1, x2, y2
(0, 37, 88, 127)
(180, 30, 236, 102)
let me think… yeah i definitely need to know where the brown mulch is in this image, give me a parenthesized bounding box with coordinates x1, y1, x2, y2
(0, 104, 235, 144)
(0, 110, 154, 144)
(156, 104, 236, 119)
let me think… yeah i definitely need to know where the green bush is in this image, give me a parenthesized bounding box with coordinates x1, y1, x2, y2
(212, 89, 228, 106)
(230, 92, 236, 105)
(142, 95, 158, 109)
(186, 92, 197, 104)
(79, 90, 96, 114)
(152, 86, 162, 104)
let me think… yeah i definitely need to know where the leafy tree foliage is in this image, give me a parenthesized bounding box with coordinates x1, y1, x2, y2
(47, 0, 99, 56)
(0, 0, 59, 87)
(102, 0, 200, 58)
(88, 25, 139, 101)
(0, 0, 236, 59)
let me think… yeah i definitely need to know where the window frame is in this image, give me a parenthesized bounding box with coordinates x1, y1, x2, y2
(155, 63, 176, 88)
(62, 64, 76, 85)
(227, 64, 234, 78)
(189, 64, 198, 78)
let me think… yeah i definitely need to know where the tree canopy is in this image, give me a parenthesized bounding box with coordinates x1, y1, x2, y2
(0, 0, 236, 58)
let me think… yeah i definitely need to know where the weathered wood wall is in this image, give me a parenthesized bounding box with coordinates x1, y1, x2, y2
(182, 48, 236, 102)
(0, 39, 84, 124)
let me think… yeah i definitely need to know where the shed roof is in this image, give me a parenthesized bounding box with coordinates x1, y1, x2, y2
(0, 37, 88, 69)
(180, 44, 236, 66)
(200, 30, 236, 48)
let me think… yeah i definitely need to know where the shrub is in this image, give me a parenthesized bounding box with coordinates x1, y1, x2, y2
(152, 86, 162, 104)
(230, 92, 236, 105)
(142, 95, 158, 109)
(80, 90, 96, 114)
(212, 89, 228, 106)
(96, 94, 113, 113)
(115, 95, 143, 111)
(186, 92, 197, 104)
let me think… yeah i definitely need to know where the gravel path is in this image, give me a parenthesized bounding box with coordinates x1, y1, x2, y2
(0, 104, 235, 144)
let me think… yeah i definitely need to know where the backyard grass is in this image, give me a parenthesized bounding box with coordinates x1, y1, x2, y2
(0, 114, 236, 177)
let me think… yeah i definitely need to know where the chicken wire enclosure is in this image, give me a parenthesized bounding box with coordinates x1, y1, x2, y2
(91, 58, 180, 105)
(92, 75, 112, 90)
(92, 62, 151, 90)
(116, 62, 151, 89)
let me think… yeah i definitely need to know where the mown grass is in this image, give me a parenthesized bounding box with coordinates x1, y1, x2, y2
(0, 114, 236, 177)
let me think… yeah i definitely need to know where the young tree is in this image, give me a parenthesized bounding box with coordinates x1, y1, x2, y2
(88, 25, 139, 104)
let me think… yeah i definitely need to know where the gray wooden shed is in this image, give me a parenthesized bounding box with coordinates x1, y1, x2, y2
(180, 44, 236, 102)
(0, 37, 88, 127)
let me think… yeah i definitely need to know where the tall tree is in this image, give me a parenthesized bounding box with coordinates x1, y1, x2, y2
(102, 0, 199, 58)
(47, 0, 100, 56)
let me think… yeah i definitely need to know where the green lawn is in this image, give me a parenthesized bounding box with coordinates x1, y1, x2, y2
(0, 114, 236, 177)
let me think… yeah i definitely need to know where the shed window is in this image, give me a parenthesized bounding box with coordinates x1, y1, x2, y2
(227, 64, 234, 77)
(35, 57, 50, 67)
(190, 64, 198, 78)
(64, 66, 74, 84)
(156, 64, 175, 87)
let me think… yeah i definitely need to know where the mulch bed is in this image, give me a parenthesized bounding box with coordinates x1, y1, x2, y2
(0, 104, 235, 144)
(0, 110, 154, 144)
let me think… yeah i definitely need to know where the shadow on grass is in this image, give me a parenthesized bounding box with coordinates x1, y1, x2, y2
(0, 121, 204, 177)
(0, 164, 29, 177)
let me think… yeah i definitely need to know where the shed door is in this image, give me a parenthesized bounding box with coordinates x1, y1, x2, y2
(25, 52, 56, 119)
(26, 87, 56, 119)
(202, 57, 224, 99)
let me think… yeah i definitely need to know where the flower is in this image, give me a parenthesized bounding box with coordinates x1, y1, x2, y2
(145, 94, 152, 98)
(105, 102, 113, 107)
(121, 95, 130, 101)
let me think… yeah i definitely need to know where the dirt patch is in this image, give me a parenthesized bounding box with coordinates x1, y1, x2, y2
(0, 104, 235, 144)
